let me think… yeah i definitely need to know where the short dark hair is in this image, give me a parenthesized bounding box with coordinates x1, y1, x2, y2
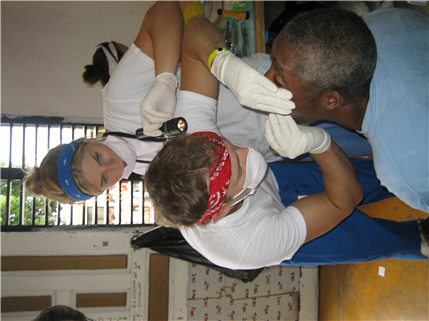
(33, 305, 87, 321)
(82, 41, 125, 87)
(145, 133, 222, 227)
(281, 8, 377, 103)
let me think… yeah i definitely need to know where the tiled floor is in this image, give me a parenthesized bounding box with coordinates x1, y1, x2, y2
(319, 197, 429, 320)
(262, 2, 429, 320)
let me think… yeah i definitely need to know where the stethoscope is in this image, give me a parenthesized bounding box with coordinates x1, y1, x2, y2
(102, 117, 187, 164)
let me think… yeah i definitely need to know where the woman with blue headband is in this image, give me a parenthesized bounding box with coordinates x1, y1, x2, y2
(25, 1, 186, 203)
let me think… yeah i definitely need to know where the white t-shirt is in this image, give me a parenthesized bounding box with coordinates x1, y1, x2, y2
(102, 43, 164, 174)
(176, 89, 307, 270)
(180, 170, 307, 270)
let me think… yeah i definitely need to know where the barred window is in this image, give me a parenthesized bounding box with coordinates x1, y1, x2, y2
(1, 116, 155, 231)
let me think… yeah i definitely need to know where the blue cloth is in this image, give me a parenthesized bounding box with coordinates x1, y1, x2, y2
(268, 161, 427, 265)
(57, 138, 94, 201)
(360, 8, 428, 212)
(282, 211, 425, 266)
(271, 159, 392, 206)
(296, 121, 373, 161)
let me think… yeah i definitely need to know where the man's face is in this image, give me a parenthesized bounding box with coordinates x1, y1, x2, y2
(264, 36, 322, 124)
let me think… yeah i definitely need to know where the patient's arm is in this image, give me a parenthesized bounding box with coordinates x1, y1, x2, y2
(292, 141, 364, 242)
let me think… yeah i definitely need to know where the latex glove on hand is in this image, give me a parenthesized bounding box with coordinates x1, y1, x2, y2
(140, 72, 178, 136)
(265, 114, 331, 159)
(211, 51, 295, 115)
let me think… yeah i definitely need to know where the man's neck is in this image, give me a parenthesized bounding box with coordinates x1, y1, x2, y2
(335, 91, 369, 131)
(227, 201, 244, 216)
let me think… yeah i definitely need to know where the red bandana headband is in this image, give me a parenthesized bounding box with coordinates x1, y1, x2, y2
(191, 132, 231, 224)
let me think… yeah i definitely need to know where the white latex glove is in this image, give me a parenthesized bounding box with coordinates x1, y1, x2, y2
(140, 72, 178, 136)
(211, 51, 295, 115)
(265, 114, 331, 159)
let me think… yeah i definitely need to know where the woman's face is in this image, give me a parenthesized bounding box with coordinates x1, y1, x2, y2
(80, 139, 126, 192)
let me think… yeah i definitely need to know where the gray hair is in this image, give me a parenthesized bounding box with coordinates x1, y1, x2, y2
(281, 8, 377, 103)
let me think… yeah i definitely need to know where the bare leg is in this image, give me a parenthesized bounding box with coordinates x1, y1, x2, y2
(178, 1, 194, 16)
(180, 15, 226, 99)
(134, 1, 184, 75)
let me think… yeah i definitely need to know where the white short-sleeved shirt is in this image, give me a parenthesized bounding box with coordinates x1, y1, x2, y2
(102, 43, 166, 174)
(176, 89, 307, 270)
(180, 170, 307, 270)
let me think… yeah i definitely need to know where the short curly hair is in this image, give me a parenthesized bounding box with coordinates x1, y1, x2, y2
(281, 8, 377, 103)
(82, 41, 126, 87)
(145, 133, 224, 227)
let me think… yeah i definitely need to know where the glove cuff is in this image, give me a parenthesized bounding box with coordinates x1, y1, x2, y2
(210, 50, 235, 83)
(309, 130, 331, 154)
(155, 72, 178, 89)
(208, 47, 229, 71)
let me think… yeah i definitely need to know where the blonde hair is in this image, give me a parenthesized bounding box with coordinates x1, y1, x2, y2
(24, 141, 100, 204)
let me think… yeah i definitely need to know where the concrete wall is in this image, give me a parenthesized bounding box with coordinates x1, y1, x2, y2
(1, 1, 155, 121)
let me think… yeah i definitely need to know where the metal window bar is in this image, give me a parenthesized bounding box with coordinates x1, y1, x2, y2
(8, 125, 12, 168)
(19, 180, 24, 226)
(1, 116, 153, 232)
(57, 124, 63, 226)
(20, 124, 27, 227)
(5, 181, 11, 226)
(45, 123, 51, 227)
(130, 182, 134, 224)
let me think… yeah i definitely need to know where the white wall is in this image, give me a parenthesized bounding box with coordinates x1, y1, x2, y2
(1, 228, 190, 321)
(1, 1, 155, 121)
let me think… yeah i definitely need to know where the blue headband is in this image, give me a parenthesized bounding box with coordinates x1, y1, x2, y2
(58, 138, 94, 201)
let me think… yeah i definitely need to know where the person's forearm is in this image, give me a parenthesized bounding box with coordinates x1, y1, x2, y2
(184, 15, 295, 115)
(311, 141, 364, 212)
(183, 15, 226, 67)
(179, 14, 221, 99)
(141, 1, 183, 75)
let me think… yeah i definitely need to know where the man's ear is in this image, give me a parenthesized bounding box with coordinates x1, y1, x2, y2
(321, 90, 344, 110)
(211, 205, 231, 223)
